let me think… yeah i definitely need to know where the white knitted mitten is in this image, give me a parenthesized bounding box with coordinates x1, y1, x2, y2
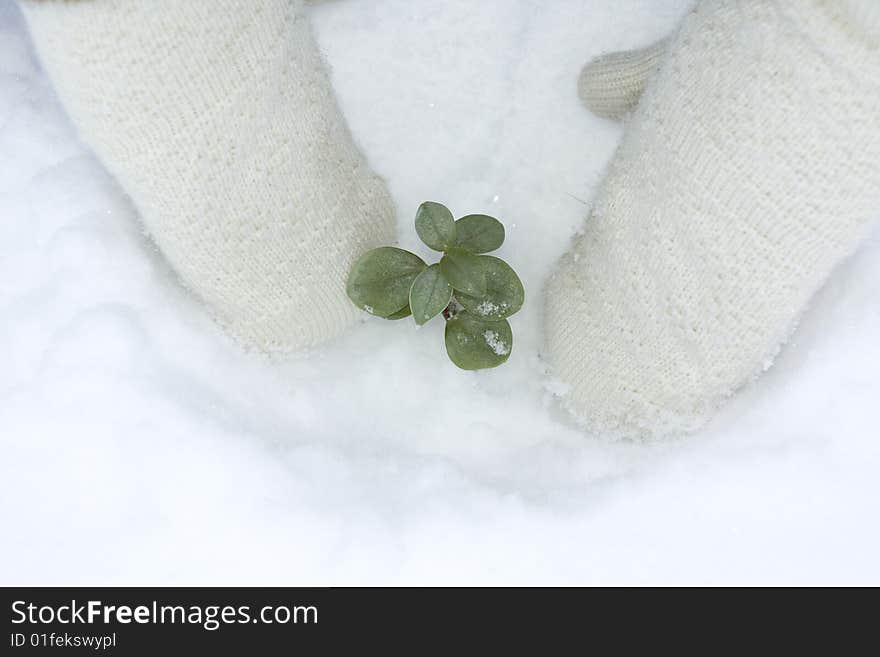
(577, 39, 667, 121)
(19, 0, 395, 351)
(546, 0, 880, 437)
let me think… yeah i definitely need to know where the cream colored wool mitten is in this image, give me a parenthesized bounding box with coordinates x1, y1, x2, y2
(546, 0, 880, 437)
(19, 0, 395, 351)
(577, 39, 667, 120)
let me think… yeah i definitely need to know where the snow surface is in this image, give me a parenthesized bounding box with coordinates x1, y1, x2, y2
(2, 0, 879, 585)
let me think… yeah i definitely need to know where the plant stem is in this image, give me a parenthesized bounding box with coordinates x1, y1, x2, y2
(443, 296, 463, 321)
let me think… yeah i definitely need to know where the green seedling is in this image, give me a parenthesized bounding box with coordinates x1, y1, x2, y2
(346, 202, 524, 370)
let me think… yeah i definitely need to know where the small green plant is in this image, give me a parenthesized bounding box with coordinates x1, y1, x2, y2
(346, 202, 524, 370)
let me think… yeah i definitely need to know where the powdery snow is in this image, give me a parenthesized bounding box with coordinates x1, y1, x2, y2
(476, 300, 504, 317)
(482, 330, 510, 356)
(1, 0, 879, 585)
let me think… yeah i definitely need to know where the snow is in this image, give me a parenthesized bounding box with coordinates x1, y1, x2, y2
(2, 0, 879, 585)
(476, 300, 504, 317)
(482, 330, 510, 357)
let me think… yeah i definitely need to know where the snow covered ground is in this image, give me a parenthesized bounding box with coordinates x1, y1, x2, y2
(2, 0, 879, 585)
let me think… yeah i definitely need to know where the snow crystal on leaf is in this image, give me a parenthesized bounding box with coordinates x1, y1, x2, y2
(482, 329, 510, 356)
(476, 300, 502, 316)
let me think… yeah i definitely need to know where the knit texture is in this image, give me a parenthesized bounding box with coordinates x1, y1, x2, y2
(577, 39, 667, 120)
(19, 0, 395, 352)
(546, 0, 880, 437)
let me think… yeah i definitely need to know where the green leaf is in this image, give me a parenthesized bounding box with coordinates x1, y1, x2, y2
(409, 263, 453, 326)
(440, 247, 486, 297)
(444, 312, 513, 370)
(346, 247, 426, 318)
(415, 201, 456, 251)
(455, 255, 524, 320)
(454, 214, 505, 253)
(386, 304, 412, 320)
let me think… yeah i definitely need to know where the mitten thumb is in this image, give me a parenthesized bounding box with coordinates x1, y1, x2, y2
(578, 38, 667, 120)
